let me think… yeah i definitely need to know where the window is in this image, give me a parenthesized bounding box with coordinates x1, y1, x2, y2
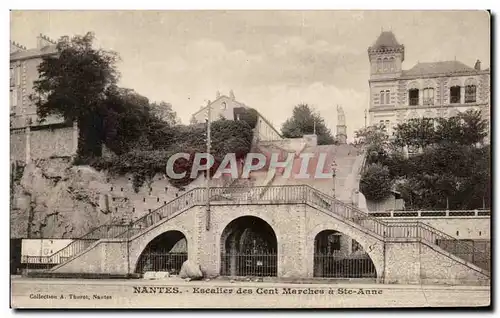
(10, 66, 14, 87)
(221, 101, 227, 110)
(380, 91, 385, 104)
(385, 90, 390, 104)
(465, 85, 476, 103)
(409, 89, 419, 106)
(389, 57, 395, 72)
(16, 66, 21, 86)
(11, 89, 17, 106)
(10, 89, 17, 113)
(383, 58, 389, 71)
(377, 58, 382, 72)
(423, 88, 434, 106)
(450, 86, 461, 104)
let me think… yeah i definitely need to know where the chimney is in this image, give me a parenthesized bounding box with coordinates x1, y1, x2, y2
(216, 90, 221, 99)
(10, 41, 26, 53)
(474, 59, 481, 71)
(37, 33, 55, 49)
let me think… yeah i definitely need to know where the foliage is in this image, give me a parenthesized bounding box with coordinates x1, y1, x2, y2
(88, 120, 253, 191)
(32, 32, 254, 191)
(360, 163, 393, 202)
(393, 110, 487, 149)
(233, 107, 259, 129)
(281, 104, 336, 145)
(360, 110, 490, 209)
(31, 32, 119, 158)
(354, 123, 389, 148)
(150, 101, 180, 126)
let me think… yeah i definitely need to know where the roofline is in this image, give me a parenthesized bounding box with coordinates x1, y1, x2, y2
(191, 95, 239, 117)
(254, 111, 283, 139)
(369, 69, 490, 83)
(10, 50, 58, 62)
(191, 95, 282, 138)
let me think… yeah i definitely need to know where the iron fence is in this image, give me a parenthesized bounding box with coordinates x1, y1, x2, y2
(220, 252, 277, 277)
(314, 252, 376, 278)
(135, 252, 188, 274)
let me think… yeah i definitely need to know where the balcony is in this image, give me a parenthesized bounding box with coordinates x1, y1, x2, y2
(450, 96, 461, 104)
(423, 98, 434, 106)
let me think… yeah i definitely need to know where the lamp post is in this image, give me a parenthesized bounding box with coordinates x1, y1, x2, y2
(331, 161, 337, 198)
(205, 104, 212, 231)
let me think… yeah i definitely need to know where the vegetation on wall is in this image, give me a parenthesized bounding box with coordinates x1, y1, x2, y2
(32, 32, 254, 192)
(356, 110, 490, 209)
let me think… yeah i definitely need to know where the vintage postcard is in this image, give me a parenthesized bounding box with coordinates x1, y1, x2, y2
(9, 10, 491, 309)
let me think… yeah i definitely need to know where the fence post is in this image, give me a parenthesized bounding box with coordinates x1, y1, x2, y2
(127, 220, 132, 277)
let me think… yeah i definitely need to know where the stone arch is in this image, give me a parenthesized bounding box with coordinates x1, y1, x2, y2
(133, 229, 188, 274)
(306, 222, 384, 280)
(408, 81, 420, 90)
(383, 57, 389, 71)
(449, 78, 462, 87)
(313, 230, 376, 278)
(130, 225, 192, 274)
(465, 77, 477, 86)
(219, 215, 279, 277)
(423, 79, 436, 89)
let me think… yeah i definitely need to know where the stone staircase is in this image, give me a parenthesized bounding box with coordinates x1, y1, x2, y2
(42, 185, 490, 278)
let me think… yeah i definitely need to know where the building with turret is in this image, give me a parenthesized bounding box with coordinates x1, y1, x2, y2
(367, 31, 490, 138)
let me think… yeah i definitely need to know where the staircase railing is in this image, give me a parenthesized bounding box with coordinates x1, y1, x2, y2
(384, 221, 490, 272)
(304, 186, 490, 272)
(27, 224, 129, 265)
(43, 184, 490, 274)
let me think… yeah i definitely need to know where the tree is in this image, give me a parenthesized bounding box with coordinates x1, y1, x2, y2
(393, 117, 436, 149)
(354, 123, 388, 148)
(150, 101, 180, 126)
(281, 104, 336, 145)
(31, 32, 119, 158)
(360, 163, 393, 202)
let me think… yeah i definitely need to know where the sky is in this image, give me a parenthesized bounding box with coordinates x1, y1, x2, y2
(10, 10, 490, 140)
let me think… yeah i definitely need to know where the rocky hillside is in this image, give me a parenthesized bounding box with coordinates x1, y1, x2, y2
(10, 157, 233, 239)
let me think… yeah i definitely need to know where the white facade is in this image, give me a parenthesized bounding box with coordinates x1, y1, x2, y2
(191, 91, 282, 141)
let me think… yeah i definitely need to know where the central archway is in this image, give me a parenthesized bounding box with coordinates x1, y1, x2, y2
(220, 216, 277, 277)
(135, 230, 188, 274)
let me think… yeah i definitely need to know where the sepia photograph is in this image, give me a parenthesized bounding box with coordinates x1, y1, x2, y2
(8, 9, 491, 309)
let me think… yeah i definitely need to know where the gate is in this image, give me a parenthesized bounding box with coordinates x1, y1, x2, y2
(221, 251, 277, 277)
(313, 251, 376, 278)
(135, 252, 187, 274)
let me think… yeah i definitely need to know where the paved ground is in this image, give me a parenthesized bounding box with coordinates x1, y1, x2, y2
(10, 276, 490, 309)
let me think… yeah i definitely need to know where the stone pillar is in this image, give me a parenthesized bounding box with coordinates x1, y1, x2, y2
(279, 205, 307, 278)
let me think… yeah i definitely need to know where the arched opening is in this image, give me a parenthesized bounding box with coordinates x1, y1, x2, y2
(135, 230, 188, 274)
(313, 230, 376, 279)
(220, 216, 277, 277)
